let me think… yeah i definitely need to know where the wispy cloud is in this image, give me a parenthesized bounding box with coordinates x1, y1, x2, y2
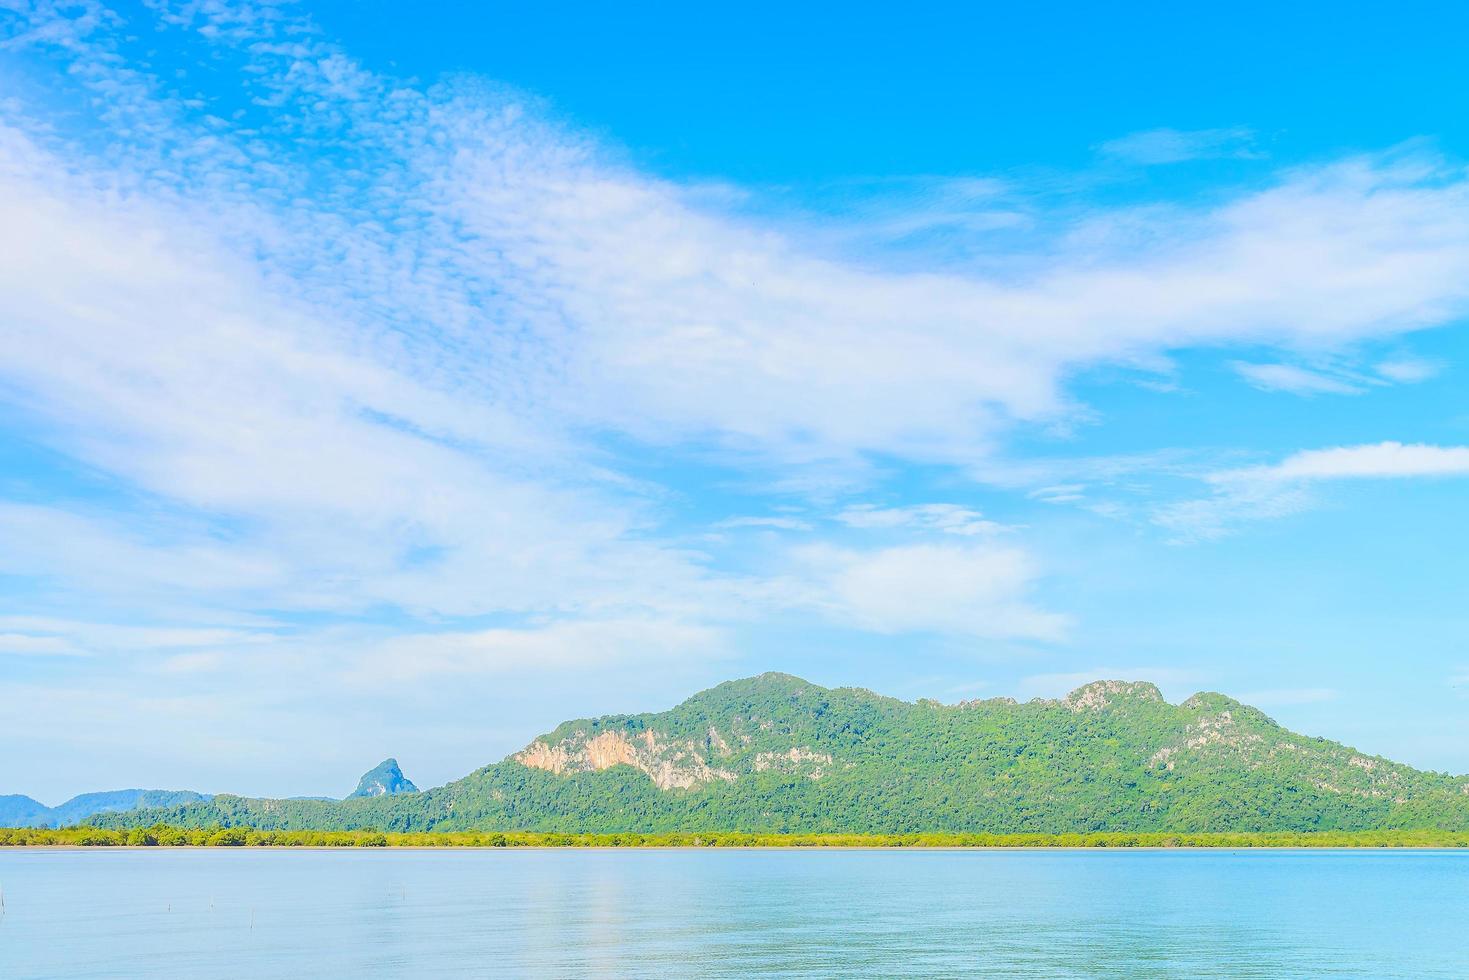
(1220, 442, 1469, 482)
(789, 542, 1069, 641)
(713, 516, 813, 531)
(1232, 361, 1363, 395)
(835, 504, 1006, 536)
(1028, 484, 1088, 504)
(351, 618, 731, 684)
(0, 633, 80, 656)
(9, 9, 1469, 476)
(1375, 358, 1442, 384)
(1156, 442, 1469, 539)
(0, 617, 270, 655)
(1234, 356, 1442, 395)
(1098, 127, 1262, 165)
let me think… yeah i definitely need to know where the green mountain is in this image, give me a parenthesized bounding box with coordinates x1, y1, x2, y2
(94, 673, 1469, 834)
(349, 759, 419, 798)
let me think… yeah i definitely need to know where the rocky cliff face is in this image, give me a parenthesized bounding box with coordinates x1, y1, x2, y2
(1063, 680, 1164, 712)
(516, 728, 741, 790)
(516, 722, 833, 790)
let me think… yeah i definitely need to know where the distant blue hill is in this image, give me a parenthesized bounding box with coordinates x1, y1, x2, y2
(0, 794, 53, 827)
(0, 789, 207, 828)
(3, 760, 418, 827)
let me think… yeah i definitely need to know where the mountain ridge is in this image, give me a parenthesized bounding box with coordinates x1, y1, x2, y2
(0, 789, 208, 829)
(85, 673, 1469, 835)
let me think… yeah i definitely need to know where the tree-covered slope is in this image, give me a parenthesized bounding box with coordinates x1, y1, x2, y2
(96, 673, 1469, 834)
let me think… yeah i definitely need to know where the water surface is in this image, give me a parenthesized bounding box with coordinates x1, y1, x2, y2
(1, 848, 1465, 978)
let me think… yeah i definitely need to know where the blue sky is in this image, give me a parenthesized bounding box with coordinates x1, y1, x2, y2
(2, 0, 1469, 801)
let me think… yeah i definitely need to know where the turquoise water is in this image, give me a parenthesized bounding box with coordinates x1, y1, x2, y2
(1, 849, 1466, 978)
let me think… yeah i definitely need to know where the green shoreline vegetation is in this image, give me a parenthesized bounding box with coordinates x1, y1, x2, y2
(4, 826, 1468, 849)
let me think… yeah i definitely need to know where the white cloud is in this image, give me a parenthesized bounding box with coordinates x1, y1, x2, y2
(1157, 442, 1469, 540)
(791, 543, 1068, 641)
(351, 618, 729, 683)
(714, 516, 813, 531)
(1235, 357, 1441, 395)
(1153, 487, 1314, 542)
(154, 652, 231, 675)
(0, 504, 293, 603)
(7, 7, 1469, 481)
(1232, 361, 1363, 395)
(1098, 127, 1261, 165)
(1219, 442, 1469, 483)
(444, 142, 1469, 460)
(1376, 358, 1441, 383)
(0, 135, 720, 624)
(1029, 484, 1087, 504)
(0, 616, 273, 654)
(835, 503, 1006, 536)
(8, 9, 1469, 477)
(0, 633, 79, 656)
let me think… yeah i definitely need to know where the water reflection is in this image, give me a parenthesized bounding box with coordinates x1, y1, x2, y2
(0, 848, 1466, 978)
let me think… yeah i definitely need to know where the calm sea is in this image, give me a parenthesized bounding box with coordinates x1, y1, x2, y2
(1, 848, 1465, 978)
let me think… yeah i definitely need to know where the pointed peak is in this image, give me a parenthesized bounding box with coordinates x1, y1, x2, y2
(349, 758, 419, 798)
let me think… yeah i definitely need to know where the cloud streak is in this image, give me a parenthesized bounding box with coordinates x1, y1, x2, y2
(1232, 362, 1364, 395)
(1099, 127, 1262, 165)
(1220, 442, 1469, 482)
(835, 504, 1006, 536)
(1157, 442, 1469, 539)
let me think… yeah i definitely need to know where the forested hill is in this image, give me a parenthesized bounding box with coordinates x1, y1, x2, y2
(95, 673, 1469, 834)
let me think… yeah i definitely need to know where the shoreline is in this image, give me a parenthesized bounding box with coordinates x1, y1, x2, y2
(9, 843, 1469, 852)
(6, 827, 1469, 850)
